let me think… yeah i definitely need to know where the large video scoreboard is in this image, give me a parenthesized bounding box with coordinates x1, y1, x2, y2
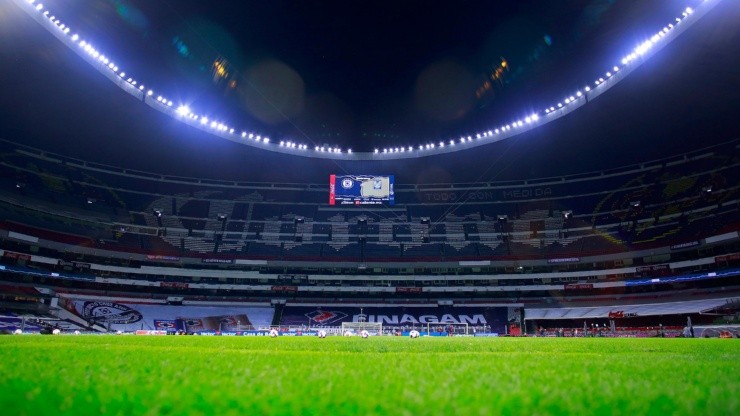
(329, 174, 395, 205)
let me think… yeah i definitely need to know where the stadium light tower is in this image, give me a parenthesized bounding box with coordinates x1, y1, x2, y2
(294, 217, 305, 242)
(357, 217, 368, 242)
(217, 214, 228, 232)
(152, 209, 163, 230)
(561, 211, 573, 239)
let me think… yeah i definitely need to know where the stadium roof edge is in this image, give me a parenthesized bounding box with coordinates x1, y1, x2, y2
(10, 0, 723, 160)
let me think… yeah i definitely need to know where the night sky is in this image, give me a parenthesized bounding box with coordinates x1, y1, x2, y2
(0, 0, 738, 183)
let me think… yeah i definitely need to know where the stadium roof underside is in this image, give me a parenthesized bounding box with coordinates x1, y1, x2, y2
(10, 0, 722, 160)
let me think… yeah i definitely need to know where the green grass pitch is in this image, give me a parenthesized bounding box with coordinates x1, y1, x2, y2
(0, 336, 737, 415)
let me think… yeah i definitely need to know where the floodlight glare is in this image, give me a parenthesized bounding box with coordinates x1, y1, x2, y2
(176, 105, 190, 116)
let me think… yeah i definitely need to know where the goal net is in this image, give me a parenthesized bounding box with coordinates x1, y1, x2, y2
(341, 322, 383, 336)
(426, 323, 469, 336)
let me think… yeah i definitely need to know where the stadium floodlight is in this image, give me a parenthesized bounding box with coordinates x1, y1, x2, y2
(374, 149, 378, 154)
(176, 105, 190, 116)
(36, 4, 43, 11)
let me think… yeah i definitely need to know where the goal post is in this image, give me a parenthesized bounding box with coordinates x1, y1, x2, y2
(341, 322, 383, 336)
(427, 322, 469, 336)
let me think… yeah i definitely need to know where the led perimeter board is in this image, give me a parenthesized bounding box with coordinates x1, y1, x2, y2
(329, 174, 395, 205)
